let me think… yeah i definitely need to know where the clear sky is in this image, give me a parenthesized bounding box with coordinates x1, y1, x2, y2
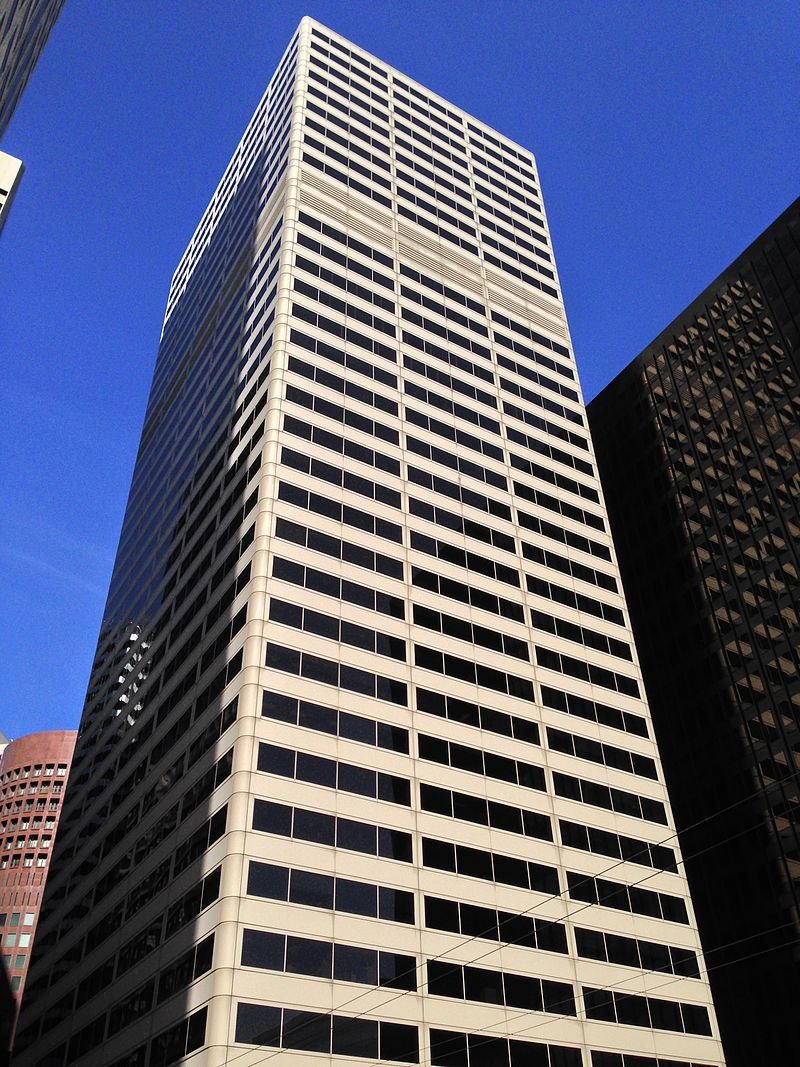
(2, 0, 798, 739)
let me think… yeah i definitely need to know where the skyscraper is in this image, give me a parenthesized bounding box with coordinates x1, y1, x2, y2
(588, 198, 800, 1067)
(0, 0, 65, 138)
(0, 730, 75, 1034)
(16, 19, 724, 1067)
(0, 150, 24, 233)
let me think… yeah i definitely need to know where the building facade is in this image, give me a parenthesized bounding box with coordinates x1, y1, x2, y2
(0, 149, 24, 233)
(0, 0, 65, 139)
(0, 731, 75, 1024)
(16, 19, 723, 1067)
(588, 199, 800, 1066)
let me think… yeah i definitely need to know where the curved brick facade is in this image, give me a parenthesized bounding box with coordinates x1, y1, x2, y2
(0, 730, 75, 1023)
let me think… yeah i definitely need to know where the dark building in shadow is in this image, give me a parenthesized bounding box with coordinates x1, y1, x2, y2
(588, 198, 800, 1066)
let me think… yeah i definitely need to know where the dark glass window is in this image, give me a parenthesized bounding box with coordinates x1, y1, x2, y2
(253, 800, 292, 835)
(282, 1010, 330, 1052)
(286, 936, 332, 977)
(428, 960, 464, 998)
(380, 1021, 419, 1063)
(293, 808, 335, 846)
(338, 817, 376, 854)
(336, 878, 377, 917)
(235, 1003, 281, 1045)
(332, 1016, 379, 1058)
(290, 869, 334, 909)
(247, 862, 289, 901)
(334, 944, 377, 985)
(241, 930, 284, 970)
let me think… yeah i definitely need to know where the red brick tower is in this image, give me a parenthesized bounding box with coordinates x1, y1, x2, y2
(0, 731, 76, 1029)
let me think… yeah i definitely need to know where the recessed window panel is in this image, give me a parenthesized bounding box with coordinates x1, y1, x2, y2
(262, 691, 297, 723)
(293, 808, 335, 846)
(584, 987, 616, 1022)
(380, 952, 417, 990)
(303, 653, 338, 685)
(282, 1010, 330, 1052)
(336, 877, 377, 916)
(340, 711, 376, 744)
(425, 896, 459, 931)
(488, 801, 522, 834)
(258, 744, 295, 778)
(247, 862, 289, 901)
(235, 1003, 281, 1045)
(340, 664, 375, 695)
(378, 723, 410, 752)
(454, 792, 488, 825)
(380, 1021, 419, 1063)
(422, 837, 455, 871)
(681, 1003, 712, 1035)
(671, 947, 700, 978)
(332, 1016, 379, 1058)
(339, 762, 375, 797)
(308, 569, 340, 597)
(498, 913, 533, 948)
(379, 828, 413, 861)
(343, 579, 373, 608)
(543, 979, 574, 1014)
(334, 944, 377, 985)
(465, 966, 504, 1005)
(297, 751, 337, 787)
(575, 927, 606, 961)
(638, 940, 671, 972)
(457, 846, 493, 881)
(648, 996, 681, 1032)
(469, 1035, 510, 1067)
(605, 932, 639, 968)
(337, 817, 377, 854)
(299, 701, 337, 734)
(492, 853, 528, 887)
(380, 887, 415, 924)
(253, 799, 292, 835)
(428, 960, 464, 999)
(378, 774, 411, 805)
(430, 1029, 468, 1067)
(286, 936, 332, 978)
(616, 994, 650, 1028)
(536, 921, 568, 955)
(548, 1047, 582, 1067)
(241, 930, 284, 970)
(502, 972, 540, 1010)
(290, 869, 334, 909)
(450, 744, 484, 775)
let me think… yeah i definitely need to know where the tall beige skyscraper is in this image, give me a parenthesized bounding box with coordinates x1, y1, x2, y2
(16, 19, 724, 1067)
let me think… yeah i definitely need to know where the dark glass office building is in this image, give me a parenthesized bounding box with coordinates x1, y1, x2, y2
(589, 197, 800, 1066)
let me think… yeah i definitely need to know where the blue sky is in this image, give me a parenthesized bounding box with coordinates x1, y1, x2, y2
(2, 0, 798, 739)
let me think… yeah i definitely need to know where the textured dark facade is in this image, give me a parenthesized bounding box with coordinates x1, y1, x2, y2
(589, 197, 800, 1066)
(0, 0, 65, 139)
